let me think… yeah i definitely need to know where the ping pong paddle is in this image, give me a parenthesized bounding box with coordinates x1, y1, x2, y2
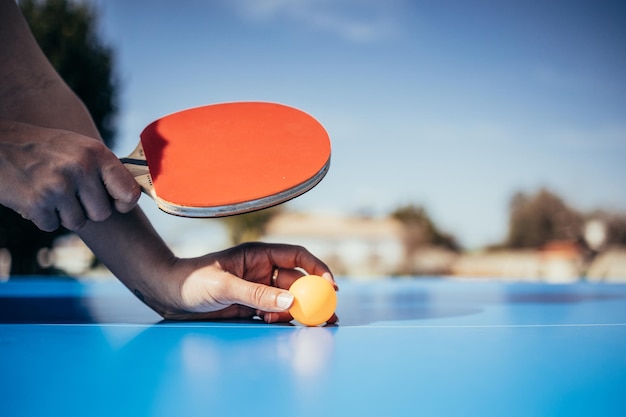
(119, 102, 331, 217)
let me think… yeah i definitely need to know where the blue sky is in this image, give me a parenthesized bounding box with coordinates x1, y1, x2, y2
(90, 0, 626, 249)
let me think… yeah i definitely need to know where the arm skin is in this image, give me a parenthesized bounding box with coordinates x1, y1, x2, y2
(0, 0, 140, 231)
(0, 0, 337, 323)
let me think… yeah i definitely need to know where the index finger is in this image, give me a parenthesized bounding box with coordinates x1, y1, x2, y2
(265, 243, 337, 290)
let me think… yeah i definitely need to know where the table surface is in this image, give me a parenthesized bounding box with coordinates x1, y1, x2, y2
(1, 277, 625, 417)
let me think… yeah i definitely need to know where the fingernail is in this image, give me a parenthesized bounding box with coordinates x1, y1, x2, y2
(277, 292, 294, 310)
(264, 312, 275, 324)
(323, 272, 339, 291)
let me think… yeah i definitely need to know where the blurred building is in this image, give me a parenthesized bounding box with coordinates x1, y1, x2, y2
(11, 211, 626, 282)
(451, 242, 626, 283)
(586, 248, 626, 281)
(263, 212, 626, 282)
(450, 241, 584, 283)
(263, 212, 406, 278)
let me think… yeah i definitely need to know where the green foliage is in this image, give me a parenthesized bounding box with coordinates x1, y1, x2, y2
(505, 188, 582, 248)
(20, 0, 119, 147)
(221, 206, 284, 245)
(391, 204, 459, 251)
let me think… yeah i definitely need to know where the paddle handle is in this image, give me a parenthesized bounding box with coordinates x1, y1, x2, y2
(119, 142, 156, 198)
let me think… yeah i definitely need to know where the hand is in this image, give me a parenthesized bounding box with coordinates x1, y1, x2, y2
(0, 120, 141, 231)
(160, 242, 338, 324)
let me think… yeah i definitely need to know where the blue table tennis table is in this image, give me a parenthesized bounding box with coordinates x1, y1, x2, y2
(1, 277, 625, 417)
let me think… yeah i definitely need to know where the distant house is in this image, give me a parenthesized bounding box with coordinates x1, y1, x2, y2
(450, 240, 586, 282)
(263, 212, 405, 278)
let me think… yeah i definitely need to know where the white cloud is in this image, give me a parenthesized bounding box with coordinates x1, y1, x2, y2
(228, 0, 402, 43)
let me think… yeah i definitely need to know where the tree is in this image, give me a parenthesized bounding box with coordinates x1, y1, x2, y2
(505, 188, 582, 248)
(0, 0, 119, 275)
(391, 204, 459, 252)
(390, 204, 459, 275)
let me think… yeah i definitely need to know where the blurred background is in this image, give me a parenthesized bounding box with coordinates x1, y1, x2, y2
(2, 0, 625, 282)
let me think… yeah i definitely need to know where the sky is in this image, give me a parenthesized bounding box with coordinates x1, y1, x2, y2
(89, 0, 626, 250)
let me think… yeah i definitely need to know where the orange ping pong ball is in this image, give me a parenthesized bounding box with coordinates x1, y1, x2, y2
(288, 275, 337, 326)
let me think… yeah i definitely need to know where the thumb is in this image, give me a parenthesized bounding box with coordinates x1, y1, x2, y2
(219, 276, 294, 313)
(101, 156, 141, 213)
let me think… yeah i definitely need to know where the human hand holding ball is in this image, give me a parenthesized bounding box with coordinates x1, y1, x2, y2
(263, 267, 337, 326)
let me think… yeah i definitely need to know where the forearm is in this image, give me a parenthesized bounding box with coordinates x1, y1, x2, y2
(1, 0, 173, 294)
(0, 0, 97, 138)
(76, 208, 191, 316)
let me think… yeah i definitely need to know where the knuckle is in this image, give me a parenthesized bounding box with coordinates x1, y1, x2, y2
(238, 241, 258, 251)
(23, 207, 59, 232)
(36, 220, 59, 232)
(292, 244, 307, 253)
(91, 208, 113, 222)
(129, 182, 141, 200)
(24, 188, 56, 214)
(63, 216, 87, 232)
(250, 284, 271, 307)
(88, 204, 113, 222)
(37, 174, 72, 200)
(69, 140, 105, 175)
(80, 138, 106, 158)
(116, 186, 141, 211)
